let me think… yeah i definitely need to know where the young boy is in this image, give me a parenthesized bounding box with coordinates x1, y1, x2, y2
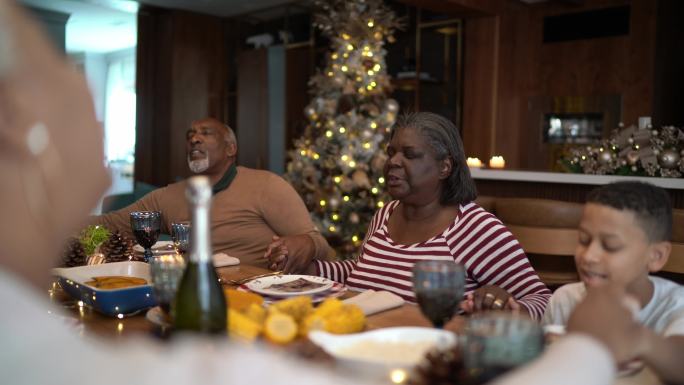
(543, 181, 684, 384)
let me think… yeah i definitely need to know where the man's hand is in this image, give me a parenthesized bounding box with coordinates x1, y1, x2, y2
(567, 285, 645, 363)
(264, 234, 315, 273)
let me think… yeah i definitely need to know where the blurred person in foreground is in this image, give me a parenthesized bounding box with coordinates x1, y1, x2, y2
(0, 2, 657, 384)
(543, 181, 684, 384)
(0, 2, 359, 384)
(269, 112, 551, 320)
(90, 116, 331, 269)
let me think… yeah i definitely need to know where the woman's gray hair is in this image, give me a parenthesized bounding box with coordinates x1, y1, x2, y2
(390, 112, 477, 205)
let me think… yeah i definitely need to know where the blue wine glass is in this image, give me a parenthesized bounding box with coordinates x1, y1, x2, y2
(412, 260, 466, 328)
(171, 221, 191, 259)
(130, 211, 161, 262)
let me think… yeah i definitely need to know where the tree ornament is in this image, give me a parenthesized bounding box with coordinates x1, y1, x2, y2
(626, 151, 640, 165)
(352, 170, 372, 189)
(659, 149, 680, 169)
(385, 99, 399, 113)
(598, 151, 612, 164)
(305, 106, 317, 120)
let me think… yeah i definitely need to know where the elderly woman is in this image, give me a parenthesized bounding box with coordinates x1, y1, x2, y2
(267, 112, 551, 319)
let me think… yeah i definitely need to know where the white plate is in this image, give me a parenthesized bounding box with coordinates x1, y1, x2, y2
(244, 274, 334, 297)
(133, 240, 174, 253)
(309, 327, 456, 380)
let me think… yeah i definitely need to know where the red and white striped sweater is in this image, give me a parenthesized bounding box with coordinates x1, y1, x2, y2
(315, 200, 551, 320)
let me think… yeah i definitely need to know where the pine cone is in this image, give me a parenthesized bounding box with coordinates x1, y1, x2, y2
(62, 238, 87, 267)
(409, 346, 470, 385)
(101, 231, 135, 263)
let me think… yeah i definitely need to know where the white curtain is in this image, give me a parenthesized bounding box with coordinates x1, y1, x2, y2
(104, 51, 136, 162)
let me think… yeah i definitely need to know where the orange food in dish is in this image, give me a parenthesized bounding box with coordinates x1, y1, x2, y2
(84, 276, 147, 290)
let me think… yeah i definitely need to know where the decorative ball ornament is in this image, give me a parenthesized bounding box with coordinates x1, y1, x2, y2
(352, 170, 371, 189)
(305, 106, 317, 120)
(349, 212, 360, 224)
(659, 149, 680, 169)
(385, 99, 399, 113)
(626, 151, 640, 165)
(329, 197, 340, 209)
(598, 151, 613, 164)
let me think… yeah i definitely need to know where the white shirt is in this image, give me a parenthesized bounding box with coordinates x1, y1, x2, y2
(543, 276, 684, 336)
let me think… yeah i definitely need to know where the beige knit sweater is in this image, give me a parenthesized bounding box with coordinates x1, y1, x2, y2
(93, 166, 330, 268)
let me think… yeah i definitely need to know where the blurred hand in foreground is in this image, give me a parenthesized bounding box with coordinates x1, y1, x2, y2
(567, 284, 644, 363)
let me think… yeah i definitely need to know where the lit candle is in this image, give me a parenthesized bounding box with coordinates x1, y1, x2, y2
(489, 156, 505, 169)
(466, 157, 483, 168)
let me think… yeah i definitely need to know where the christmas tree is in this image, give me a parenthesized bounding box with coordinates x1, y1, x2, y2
(285, 0, 402, 256)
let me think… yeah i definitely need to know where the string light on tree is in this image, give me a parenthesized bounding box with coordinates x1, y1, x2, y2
(285, 0, 402, 256)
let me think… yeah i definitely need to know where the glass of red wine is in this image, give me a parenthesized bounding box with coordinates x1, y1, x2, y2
(130, 211, 161, 262)
(412, 260, 466, 328)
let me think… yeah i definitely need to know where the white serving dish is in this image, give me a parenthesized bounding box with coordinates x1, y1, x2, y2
(309, 327, 456, 381)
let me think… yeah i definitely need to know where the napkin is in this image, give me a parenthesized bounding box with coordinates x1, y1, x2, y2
(344, 289, 405, 315)
(212, 252, 240, 267)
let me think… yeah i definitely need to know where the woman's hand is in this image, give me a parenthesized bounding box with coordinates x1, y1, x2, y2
(264, 234, 315, 273)
(460, 285, 522, 314)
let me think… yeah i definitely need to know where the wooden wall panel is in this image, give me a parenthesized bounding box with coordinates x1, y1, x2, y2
(236, 49, 269, 170)
(462, 16, 498, 162)
(653, 0, 684, 126)
(135, 7, 173, 187)
(135, 6, 229, 186)
(475, 179, 684, 209)
(459, 0, 658, 171)
(285, 45, 314, 150)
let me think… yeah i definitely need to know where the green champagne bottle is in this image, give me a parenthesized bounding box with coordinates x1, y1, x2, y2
(172, 176, 227, 334)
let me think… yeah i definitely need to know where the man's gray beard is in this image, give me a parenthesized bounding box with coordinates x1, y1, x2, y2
(188, 155, 209, 173)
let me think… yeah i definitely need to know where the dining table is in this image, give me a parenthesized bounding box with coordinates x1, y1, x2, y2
(48, 264, 660, 385)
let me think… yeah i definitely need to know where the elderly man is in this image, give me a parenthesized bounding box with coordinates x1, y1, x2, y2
(92, 117, 329, 269)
